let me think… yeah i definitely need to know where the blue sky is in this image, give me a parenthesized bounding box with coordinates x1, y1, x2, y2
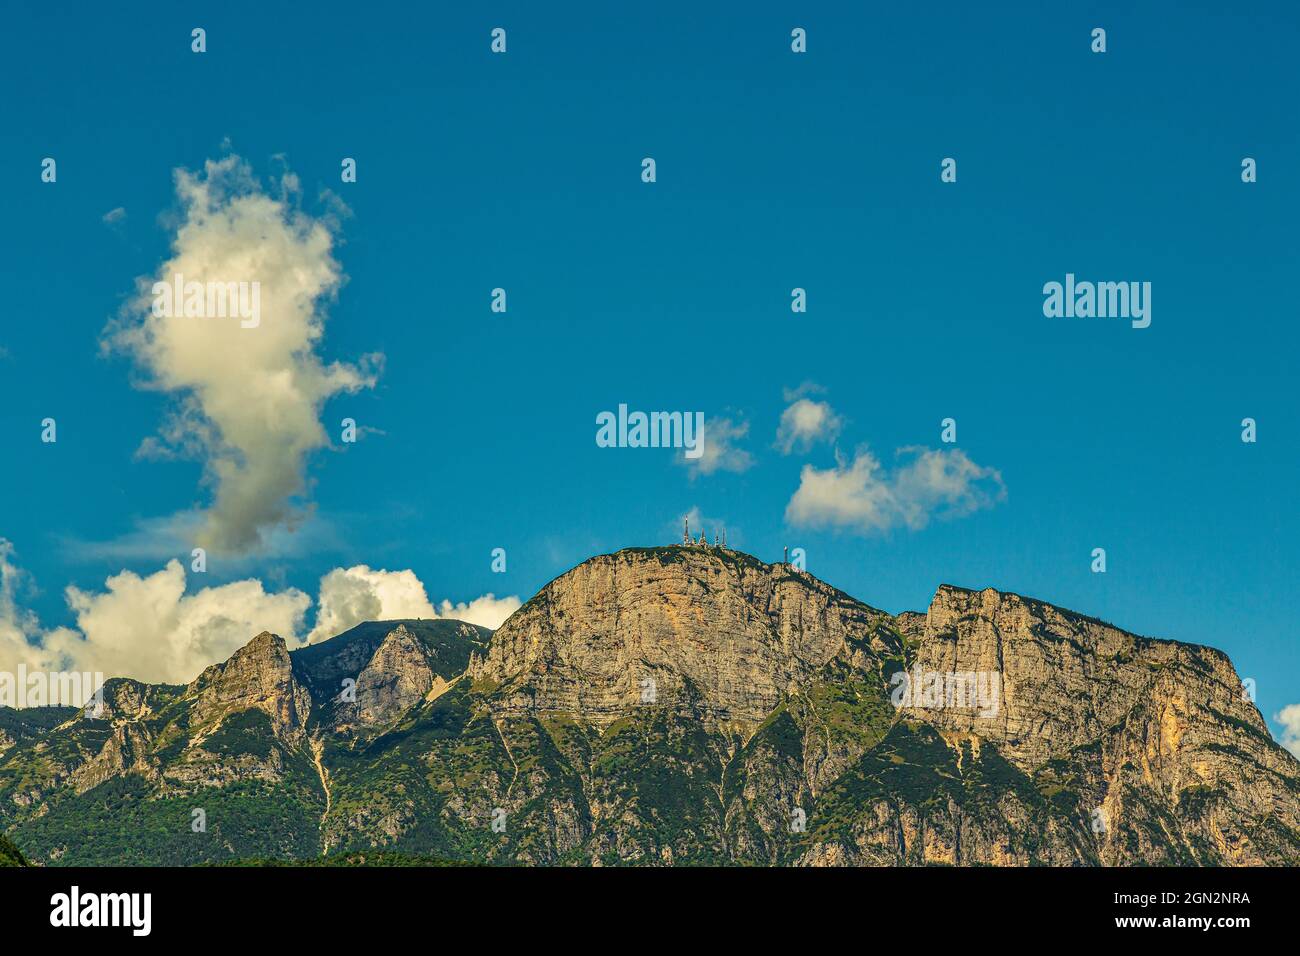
(1, 2, 1297, 739)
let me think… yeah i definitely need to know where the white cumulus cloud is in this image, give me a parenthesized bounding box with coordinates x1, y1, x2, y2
(1276, 704, 1300, 759)
(103, 155, 380, 555)
(431, 594, 522, 632)
(0, 540, 519, 691)
(1, 552, 310, 686)
(785, 446, 1006, 534)
(308, 565, 521, 643)
(0, 541, 43, 671)
(307, 565, 438, 644)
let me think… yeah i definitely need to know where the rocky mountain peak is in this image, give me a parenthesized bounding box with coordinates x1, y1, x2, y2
(471, 545, 899, 728)
(348, 624, 444, 727)
(187, 631, 311, 743)
(83, 677, 175, 722)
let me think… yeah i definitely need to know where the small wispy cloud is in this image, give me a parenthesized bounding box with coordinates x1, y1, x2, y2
(101, 206, 127, 225)
(776, 384, 843, 454)
(783, 381, 825, 402)
(680, 416, 754, 478)
(57, 509, 344, 571)
(667, 506, 735, 545)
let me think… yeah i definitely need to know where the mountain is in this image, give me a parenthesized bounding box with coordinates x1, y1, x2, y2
(1, 547, 1296, 866)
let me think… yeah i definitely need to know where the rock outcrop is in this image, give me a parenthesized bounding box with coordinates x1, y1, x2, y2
(353, 624, 446, 726)
(89, 678, 178, 722)
(187, 632, 313, 745)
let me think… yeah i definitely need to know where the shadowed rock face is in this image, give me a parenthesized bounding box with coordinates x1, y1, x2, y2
(2, 547, 1297, 867)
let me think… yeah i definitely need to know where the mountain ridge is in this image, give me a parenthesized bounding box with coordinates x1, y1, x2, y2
(1, 545, 1296, 866)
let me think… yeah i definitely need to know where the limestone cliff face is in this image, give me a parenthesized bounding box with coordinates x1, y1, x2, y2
(352, 625, 446, 726)
(837, 584, 1300, 865)
(471, 547, 899, 730)
(187, 632, 312, 745)
(902, 585, 1260, 765)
